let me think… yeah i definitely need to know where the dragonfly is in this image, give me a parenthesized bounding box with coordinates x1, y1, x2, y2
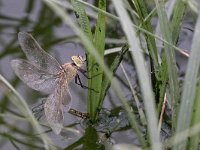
(11, 32, 90, 134)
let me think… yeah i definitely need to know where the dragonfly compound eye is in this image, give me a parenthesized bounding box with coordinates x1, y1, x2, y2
(71, 56, 84, 67)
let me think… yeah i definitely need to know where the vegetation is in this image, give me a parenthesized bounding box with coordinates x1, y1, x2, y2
(0, 0, 200, 150)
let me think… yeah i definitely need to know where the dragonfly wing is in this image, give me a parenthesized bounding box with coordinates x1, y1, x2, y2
(18, 32, 61, 74)
(61, 84, 72, 113)
(44, 93, 64, 134)
(11, 59, 57, 93)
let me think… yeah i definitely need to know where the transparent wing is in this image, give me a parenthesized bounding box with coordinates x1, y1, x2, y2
(44, 93, 64, 134)
(60, 83, 72, 112)
(52, 80, 72, 113)
(11, 59, 57, 93)
(18, 32, 61, 74)
(44, 81, 72, 134)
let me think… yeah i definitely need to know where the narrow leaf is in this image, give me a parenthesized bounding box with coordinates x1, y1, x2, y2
(174, 15, 200, 150)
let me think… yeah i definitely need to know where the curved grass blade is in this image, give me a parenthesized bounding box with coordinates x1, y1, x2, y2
(71, 0, 106, 121)
(188, 80, 200, 149)
(99, 44, 128, 105)
(0, 74, 53, 150)
(154, 0, 180, 131)
(89, 0, 106, 120)
(112, 1, 160, 149)
(174, 14, 200, 150)
(170, 0, 187, 43)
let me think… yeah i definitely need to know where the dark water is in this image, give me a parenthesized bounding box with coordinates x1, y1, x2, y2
(0, 0, 195, 149)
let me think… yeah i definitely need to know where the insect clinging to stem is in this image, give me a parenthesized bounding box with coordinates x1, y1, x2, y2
(11, 32, 92, 134)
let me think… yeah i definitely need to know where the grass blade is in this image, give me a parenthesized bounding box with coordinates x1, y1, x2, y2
(0, 74, 52, 150)
(112, 1, 160, 149)
(131, 0, 159, 68)
(99, 44, 128, 105)
(188, 80, 200, 149)
(154, 0, 180, 131)
(170, 0, 187, 43)
(71, 0, 93, 40)
(71, 0, 106, 121)
(88, 0, 106, 121)
(174, 14, 200, 150)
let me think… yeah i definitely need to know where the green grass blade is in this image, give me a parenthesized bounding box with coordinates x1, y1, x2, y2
(131, 0, 162, 109)
(71, 0, 93, 40)
(170, 0, 187, 43)
(188, 80, 200, 150)
(132, 0, 159, 69)
(71, 0, 106, 120)
(112, 1, 160, 149)
(88, 0, 106, 121)
(157, 55, 168, 114)
(156, 54, 168, 130)
(174, 14, 200, 150)
(164, 123, 200, 149)
(99, 44, 128, 106)
(70, 0, 98, 120)
(154, 0, 180, 131)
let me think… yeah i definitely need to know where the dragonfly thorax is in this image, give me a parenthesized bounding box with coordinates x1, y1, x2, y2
(71, 56, 85, 68)
(61, 63, 79, 82)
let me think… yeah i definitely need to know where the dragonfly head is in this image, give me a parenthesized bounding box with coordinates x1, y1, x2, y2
(71, 56, 85, 67)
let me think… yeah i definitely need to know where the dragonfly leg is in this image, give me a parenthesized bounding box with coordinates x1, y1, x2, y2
(75, 74, 99, 93)
(32, 98, 46, 120)
(87, 63, 99, 72)
(78, 68, 101, 79)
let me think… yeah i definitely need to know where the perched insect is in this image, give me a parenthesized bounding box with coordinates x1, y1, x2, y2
(11, 32, 89, 134)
